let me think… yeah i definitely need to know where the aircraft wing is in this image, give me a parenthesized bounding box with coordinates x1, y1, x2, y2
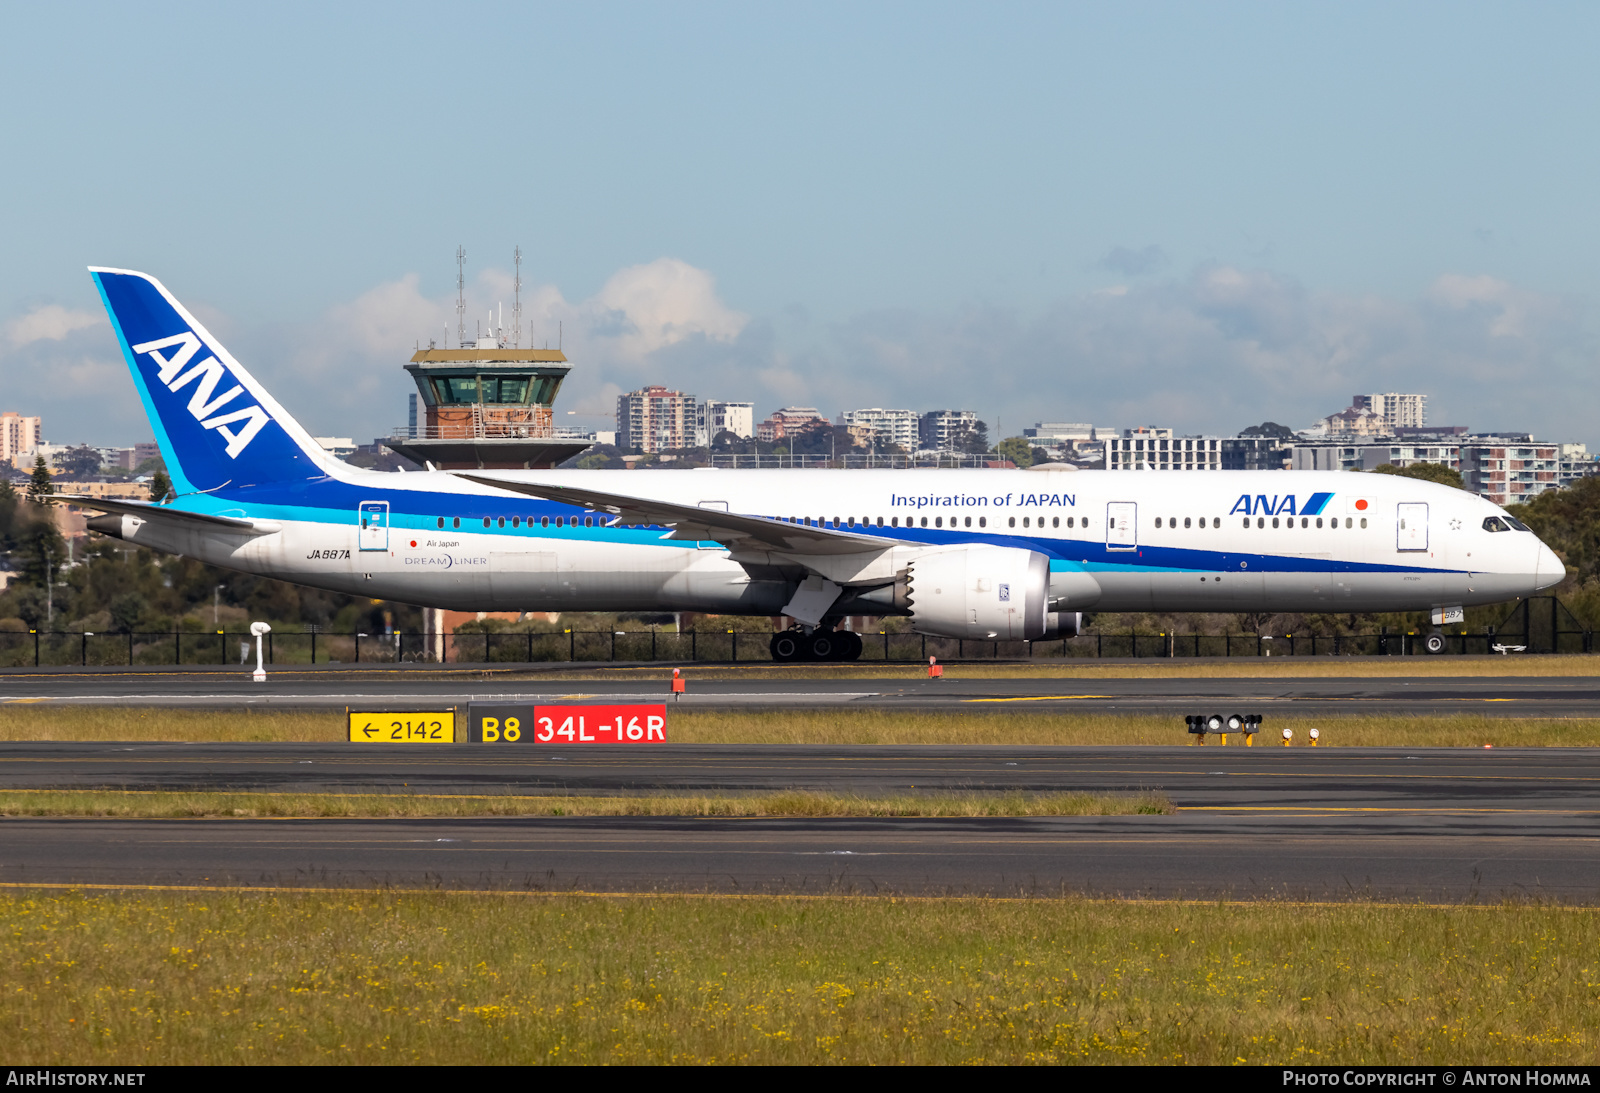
(454, 474, 910, 556)
(52, 495, 279, 535)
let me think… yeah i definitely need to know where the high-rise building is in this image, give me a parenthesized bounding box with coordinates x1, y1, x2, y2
(701, 400, 754, 445)
(918, 410, 981, 453)
(617, 386, 699, 452)
(0, 411, 43, 467)
(1352, 393, 1428, 431)
(840, 408, 920, 451)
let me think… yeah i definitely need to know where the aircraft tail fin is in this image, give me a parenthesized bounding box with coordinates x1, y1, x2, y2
(89, 267, 341, 494)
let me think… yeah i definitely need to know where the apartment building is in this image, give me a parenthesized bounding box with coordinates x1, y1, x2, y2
(1357, 393, 1428, 431)
(755, 407, 828, 444)
(1108, 433, 1223, 470)
(0, 412, 42, 466)
(1459, 438, 1559, 506)
(1290, 440, 1462, 473)
(701, 400, 754, 445)
(616, 385, 699, 452)
(840, 408, 920, 451)
(918, 410, 981, 453)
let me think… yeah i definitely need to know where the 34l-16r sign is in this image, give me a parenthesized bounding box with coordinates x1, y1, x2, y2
(468, 704, 667, 744)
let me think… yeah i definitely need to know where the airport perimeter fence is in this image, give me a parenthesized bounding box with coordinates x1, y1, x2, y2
(0, 598, 1589, 666)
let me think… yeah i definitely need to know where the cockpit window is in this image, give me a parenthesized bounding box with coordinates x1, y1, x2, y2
(1482, 516, 1509, 533)
(1504, 516, 1532, 532)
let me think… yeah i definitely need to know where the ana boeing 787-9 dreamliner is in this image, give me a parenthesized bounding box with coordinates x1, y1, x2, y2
(67, 267, 1564, 661)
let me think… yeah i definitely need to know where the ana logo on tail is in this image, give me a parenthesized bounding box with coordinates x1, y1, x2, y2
(130, 332, 270, 458)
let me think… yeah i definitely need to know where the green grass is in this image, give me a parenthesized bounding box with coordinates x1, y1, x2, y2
(2, 706, 1599, 747)
(0, 788, 1173, 819)
(2, 888, 1595, 1064)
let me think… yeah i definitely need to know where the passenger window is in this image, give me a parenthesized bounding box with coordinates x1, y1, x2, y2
(1154, 517, 1162, 528)
(483, 518, 491, 528)
(1066, 516, 1074, 528)
(936, 516, 943, 528)
(452, 517, 460, 529)
(1052, 517, 1059, 528)
(1301, 517, 1308, 528)
(541, 517, 549, 528)
(1360, 518, 1367, 529)
(1257, 517, 1265, 529)
(891, 517, 898, 527)
(1272, 517, 1279, 528)
(1008, 517, 1016, 528)
(497, 517, 505, 528)
(965, 516, 972, 528)
(1184, 517, 1191, 528)
(585, 516, 594, 527)
(979, 516, 987, 528)
(877, 516, 884, 527)
(1212, 518, 1219, 528)
(436, 517, 444, 529)
(1022, 517, 1029, 528)
(920, 517, 928, 528)
(1315, 517, 1322, 528)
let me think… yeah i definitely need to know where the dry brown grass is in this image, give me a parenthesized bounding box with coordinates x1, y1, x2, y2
(1, 705, 1598, 747)
(0, 787, 1172, 819)
(519, 652, 1600, 681)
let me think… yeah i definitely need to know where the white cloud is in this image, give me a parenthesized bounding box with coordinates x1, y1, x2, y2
(6, 259, 1596, 452)
(216, 258, 750, 439)
(6, 304, 103, 346)
(583, 259, 747, 364)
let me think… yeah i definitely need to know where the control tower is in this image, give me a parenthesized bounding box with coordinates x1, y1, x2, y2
(384, 248, 594, 470)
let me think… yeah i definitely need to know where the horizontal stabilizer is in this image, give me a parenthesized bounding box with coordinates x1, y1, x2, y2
(54, 495, 280, 536)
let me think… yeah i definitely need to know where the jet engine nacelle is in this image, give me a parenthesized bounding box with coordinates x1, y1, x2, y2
(905, 545, 1049, 640)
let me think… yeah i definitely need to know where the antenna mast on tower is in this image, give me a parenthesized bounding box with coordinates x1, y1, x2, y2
(512, 246, 523, 350)
(455, 246, 467, 349)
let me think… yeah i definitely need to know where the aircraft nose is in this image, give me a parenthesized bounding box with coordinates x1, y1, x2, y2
(1534, 539, 1566, 592)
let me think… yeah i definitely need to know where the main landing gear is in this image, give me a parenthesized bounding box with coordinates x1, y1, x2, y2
(770, 627, 863, 662)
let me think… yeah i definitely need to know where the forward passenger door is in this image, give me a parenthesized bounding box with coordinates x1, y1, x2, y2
(1397, 503, 1429, 552)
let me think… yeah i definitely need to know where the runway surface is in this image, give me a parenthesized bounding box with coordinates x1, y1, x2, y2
(5, 666, 1600, 717)
(3, 743, 1598, 901)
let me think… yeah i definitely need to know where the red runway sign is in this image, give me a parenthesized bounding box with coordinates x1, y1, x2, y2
(468, 703, 667, 744)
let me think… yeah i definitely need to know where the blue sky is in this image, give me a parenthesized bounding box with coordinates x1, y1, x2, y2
(3, 2, 1598, 447)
